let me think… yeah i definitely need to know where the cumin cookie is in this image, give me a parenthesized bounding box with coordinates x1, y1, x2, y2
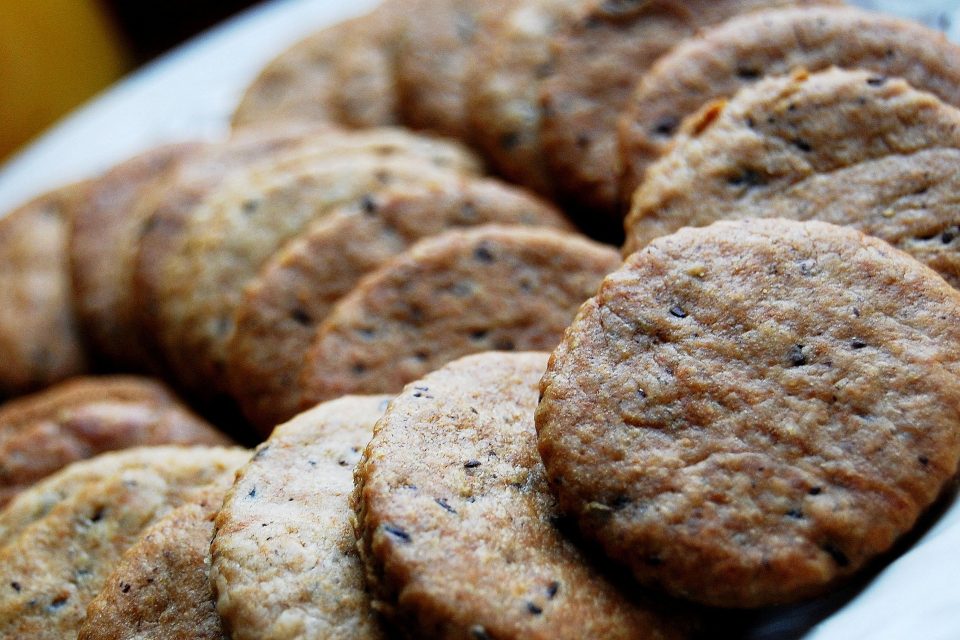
(0, 375, 229, 507)
(354, 352, 691, 638)
(228, 176, 568, 431)
(0, 446, 249, 639)
(69, 142, 201, 369)
(537, 218, 960, 607)
(298, 225, 620, 405)
(154, 149, 478, 398)
(618, 6, 960, 202)
(623, 68, 960, 289)
(78, 489, 228, 640)
(211, 395, 391, 640)
(537, 0, 833, 225)
(0, 186, 89, 398)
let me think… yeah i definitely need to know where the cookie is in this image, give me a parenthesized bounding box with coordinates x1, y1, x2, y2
(298, 225, 620, 406)
(69, 142, 201, 369)
(353, 352, 690, 638)
(211, 395, 391, 640)
(464, 0, 585, 196)
(623, 68, 960, 289)
(227, 176, 569, 431)
(537, 218, 960, 607)
(153, 147, 479, 397)
(0, 375, 229, 507)
(537, 0, 833, 226)
(618, 6, 960, 203)
(0, 186, 89, 398)
(78, 490, 228, 640)
(0, 446, 249, 639)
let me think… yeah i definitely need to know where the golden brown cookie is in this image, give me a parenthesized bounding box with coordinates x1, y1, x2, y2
(0, 375, 229, 507)
(617, 6, 960, 202)
(78, 490, 228, 640)
(0, 446, 249, 639)
(69, 142, 201, 369)
(354, 351, 692, 638)
(623, 68, 960, 289)
(298, 225, 620, 406)
(211, 395, 391, 640)
(0, 186, 89, 399)
(537, 0, 834, 226)
(537, 218, 960, 607)
(227, 176, 568, 432)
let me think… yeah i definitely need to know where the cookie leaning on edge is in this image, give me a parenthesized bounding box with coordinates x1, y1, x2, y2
(623, 68, 960, 289)
(537, 218, 960, 607)
(617, 5, 960, 203)
(298, 224, 620, 406)
(211, 395, 391, 640)
(353, 351, 692, 639)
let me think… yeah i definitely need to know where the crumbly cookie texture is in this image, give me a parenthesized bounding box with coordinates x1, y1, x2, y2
(623, 68, 960, 289)
(211, 395, 390, 640)
(227, 176, 567, 432)
(354, 351, 692, 639)
(618, 5, 960, 205)
(298, 224, 620, 405)
(537, 218, 960, 607)
(0, 375, 229, 507)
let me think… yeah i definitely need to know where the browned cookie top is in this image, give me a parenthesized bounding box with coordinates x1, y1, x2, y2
(618, 6, 960, 203)
(623, 68, 960, 289)
(537, 0, 831, 224)
(0, 375, 229, 507)
(537, 218, 960, 607)
(0, 186, 89, 399)
(354, 351, 691, 639)
(298, 225, 620, 406)
(212, 396, 390, 640)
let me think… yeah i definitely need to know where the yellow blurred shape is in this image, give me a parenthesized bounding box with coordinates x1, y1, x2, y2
(0, 0, 130, 160)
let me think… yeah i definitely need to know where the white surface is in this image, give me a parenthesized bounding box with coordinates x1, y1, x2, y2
(2, 0, 960, 637)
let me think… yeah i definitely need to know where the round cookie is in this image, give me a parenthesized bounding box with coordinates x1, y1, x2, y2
(464, 0, 586, 196)
(0, 375, 229, 507)
(537, 0, 832, 225)
(78, 490, 228, 640)
(211, 395, 391, 640)
(537, 218, 960, 607)
(227, 176, 569, 431)
(69, 141, 201, 369)
(353, 352, 690, 639)
(0, 446, 249, 639)
(623, 68, 960, 289)
(617, 6, 960, 203)
(0, 185, 89, 399)
(154, 149, 478, 398)
(298, 225, 621, 405)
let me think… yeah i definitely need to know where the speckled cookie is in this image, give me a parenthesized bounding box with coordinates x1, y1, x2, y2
(69, 142, 201, 369)
(227, 176, 568, 431)
(232, 4, 401, 129)
(618, 6, 960, 203)
(623, 68, 960, 289)
(154, 146, 479, 397)
(78, 489, 228, 640)
(354, 351, 691, 638)
(537, 0, 833, 224)
(0, 186, 89, 399)
(211, 395, 390, 640)
(298, 225, 620, 406)
(0, 375, 229, 507)
(0, 446, 249, 639)
(537, 218, 960, 607)
(464, 0, 585, 196)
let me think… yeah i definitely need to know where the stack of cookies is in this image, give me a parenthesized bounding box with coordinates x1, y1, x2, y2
(3, 0, 960, 637)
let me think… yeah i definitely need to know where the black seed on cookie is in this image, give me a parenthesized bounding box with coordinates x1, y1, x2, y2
(851, 338, 867, 350)
(383, 524, 412, 543)
(464, 460, 481, 469)
(789, 345, 808, 367)
(435, 498, 457, 514)
(669, 305, 687, 319)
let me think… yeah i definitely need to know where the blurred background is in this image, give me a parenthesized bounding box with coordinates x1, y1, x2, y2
(0, 0, 260, 161)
